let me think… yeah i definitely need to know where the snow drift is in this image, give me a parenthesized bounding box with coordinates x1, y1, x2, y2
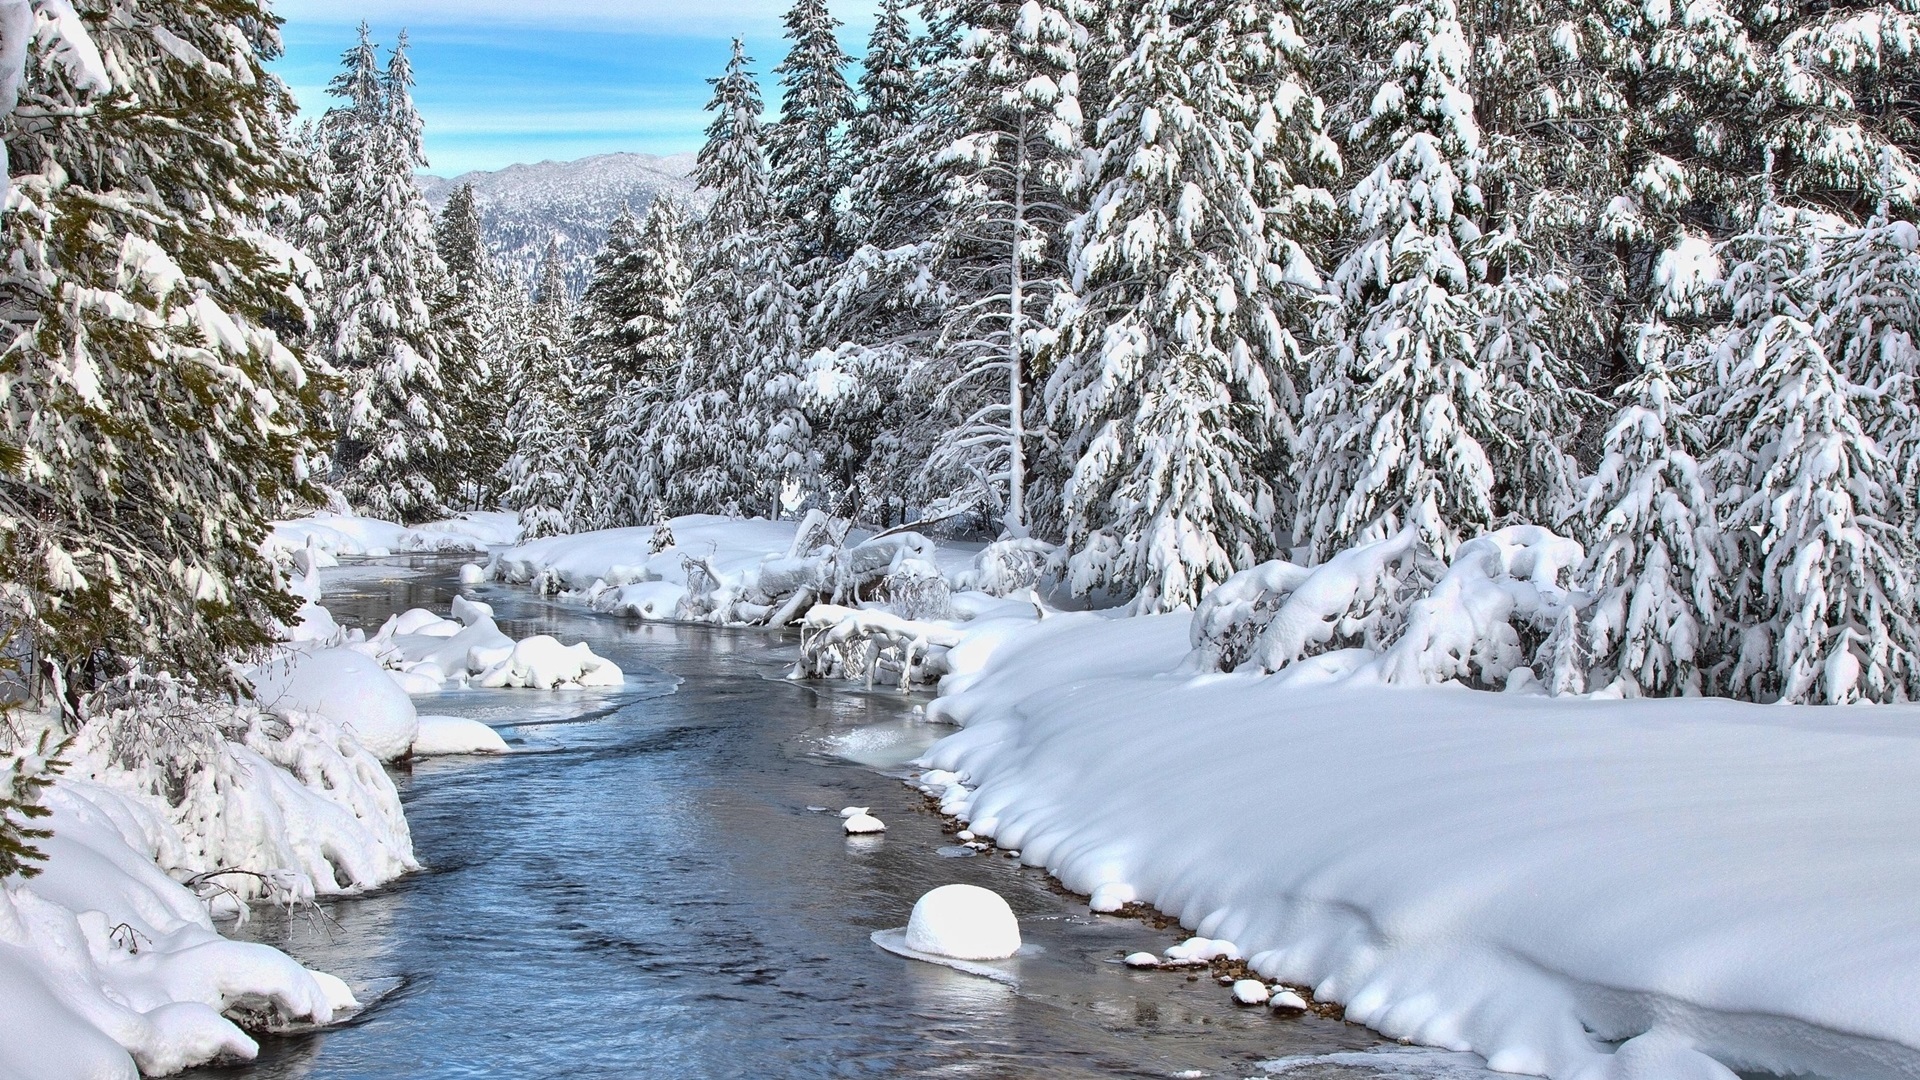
(919, 611, 1920, 1080)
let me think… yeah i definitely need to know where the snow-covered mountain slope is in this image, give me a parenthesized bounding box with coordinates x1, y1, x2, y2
(419, 152, 704, 294)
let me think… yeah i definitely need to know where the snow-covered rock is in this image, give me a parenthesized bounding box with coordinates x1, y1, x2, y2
(0, 779, 358, 1079)
(903, 884, 1021, 961)
(459, 562, 487, 584)
(356, 597, 623, 693)
(1272, 989, 1310, 1013)
(473, 635, 623, 689)
(842, 813, 886, 835)
(246, 647, 419, 761)
(412, 715, 511, 756)
(1123, 952, 1161, 969)
(1232, 979, 1270, 1005)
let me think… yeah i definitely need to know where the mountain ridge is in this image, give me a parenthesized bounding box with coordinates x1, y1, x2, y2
(418, 151, 705, 295)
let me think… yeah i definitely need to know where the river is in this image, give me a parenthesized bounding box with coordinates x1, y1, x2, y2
(182, 555, 1464, 1080)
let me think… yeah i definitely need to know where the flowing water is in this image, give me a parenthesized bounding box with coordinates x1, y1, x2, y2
(182, 556, 1477, 1080)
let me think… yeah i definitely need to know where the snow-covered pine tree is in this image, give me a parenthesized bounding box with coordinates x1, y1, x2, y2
(1473, 229, 1591, 527)
(1294, 0, 1501, 563)
(654, 41, 813, 519)
(0, 0, 321, 697)
(1574, 340, 1719, 697)
(808, 0, 956, 524)
(1709, 205, 1920, 705)
(586, 196, 691, 529)
(769, 0, 856, 264)
(849, 0, 917, 181)
(432, 182, 508, 509)
(314, 28, 449, 523)
(1814, 218, 1920, 528)
(500, 243, 589, 538)
(1048, 0, 1340, 612)
(921, 0, 1090, 538)
(573, 204, 644, 421)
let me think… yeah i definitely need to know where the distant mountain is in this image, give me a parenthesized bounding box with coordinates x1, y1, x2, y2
(419, 152, 704, 296)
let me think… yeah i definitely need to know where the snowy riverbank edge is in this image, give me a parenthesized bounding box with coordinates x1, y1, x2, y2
(915, 612, 1920, 1080)
(0, 521, 630, 1080)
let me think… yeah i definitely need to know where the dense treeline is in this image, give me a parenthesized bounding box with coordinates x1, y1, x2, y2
(315, 0, 1920, 704)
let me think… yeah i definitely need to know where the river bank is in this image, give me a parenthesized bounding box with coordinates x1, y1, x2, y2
(183, 555, 1437, 1080)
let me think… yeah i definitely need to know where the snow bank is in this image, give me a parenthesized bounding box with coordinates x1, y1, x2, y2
(920, 612, 1920, 1080)
(263, 510, 521, 563)
(495, 514, 1050, 633)
(245, 647, 420, 761)
(351, 596, 624, 693)
(411, 715, 510, 756)
(0, 778, 357, 1079)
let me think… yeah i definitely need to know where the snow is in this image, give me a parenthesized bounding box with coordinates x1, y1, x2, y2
(263, 511, 521, 563)
(349, 595, 624, 693)
(0, 778, 358, 1080)
(916, 610, 1920, 1080)
(245, 647, 420, 762)
(411, 715, 511, 756)
(1164, 936, 1241, 964)
(1123, 951, 1161, 969)
(1272, 989, 1310, 1012)
(902, 883, 1021, 961)
(1233, 979, 1271, 1005)
(459, 562, 487, 584)
(495, 517, 1045, 691)
(842, 812, 887, 835)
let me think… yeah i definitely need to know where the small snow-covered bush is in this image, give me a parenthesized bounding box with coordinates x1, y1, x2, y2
(1374, 526, 1584, 688)
(953, 538, 1057, 598)
(62, 672, 417, 906)
(1193, 526, 1586, 691)
(1192, 530, 1437, 673)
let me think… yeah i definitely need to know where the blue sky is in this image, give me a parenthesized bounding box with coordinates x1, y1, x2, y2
(273, 0, 881, 176)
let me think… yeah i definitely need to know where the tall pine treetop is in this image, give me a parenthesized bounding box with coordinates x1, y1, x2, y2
(385, 30, 426, 163)
(853, 0, 917, 156)
(771, 0, 856, 259)
(330, 21, 381, 116)
(700, 40, 776, 227)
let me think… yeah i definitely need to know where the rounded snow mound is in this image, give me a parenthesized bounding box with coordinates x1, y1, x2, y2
(246, 647, 419, 761)
(904, 884, 1021, 961)
(412, 715, 511, 756)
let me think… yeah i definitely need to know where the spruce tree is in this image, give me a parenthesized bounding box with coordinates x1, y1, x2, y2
(1814, 218, 1920, 526)
(1294, 0, 1499, 562)
(654, 41, 813, 519)
(0, 0, 321, 698)
(501, 245, 589, 538)
(811, 0, 955, 523)
(1575, 346, 1720, 697)
(433, 182, 508, 509)
(922, 0, 1090, 538)
(588, 197, 690, 529)
(313, 28, 449, 523)
(1049, 0, 1338, 612)
(769, 0, 856, 263)
(1710, 207, 1920, 705)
